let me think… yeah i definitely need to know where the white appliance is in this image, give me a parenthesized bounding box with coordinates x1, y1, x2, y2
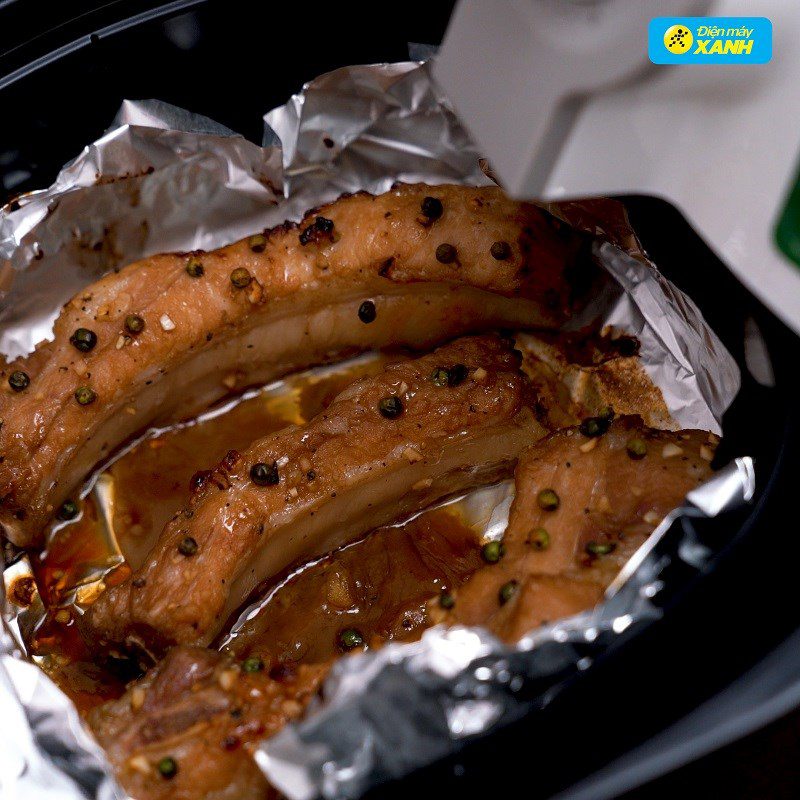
(434, 0, 800, 334)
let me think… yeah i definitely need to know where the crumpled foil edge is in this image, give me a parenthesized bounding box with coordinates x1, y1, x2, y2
(1, 626, 123, 798)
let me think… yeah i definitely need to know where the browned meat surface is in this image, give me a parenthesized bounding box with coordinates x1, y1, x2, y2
(226, 505, 483, 662)
(434, 417, 716, 641)
(85, 335, 546, 657)
(517, 331, 674, 430)
(88, 646, 326, 800)
(0, 183, 591, 547)
(36, 327, 670, 711)
(86, 418, 715, 800)
(1, 172, 720, 800)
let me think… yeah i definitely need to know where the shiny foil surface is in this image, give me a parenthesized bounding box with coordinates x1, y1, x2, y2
(1, 60, 746, 800)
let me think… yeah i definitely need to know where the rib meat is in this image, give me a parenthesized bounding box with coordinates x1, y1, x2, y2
(85, 335, 546, 657)
(0, 183, 590, 546)
(435, 417, 716, 641)
(88, 646, 325, 800)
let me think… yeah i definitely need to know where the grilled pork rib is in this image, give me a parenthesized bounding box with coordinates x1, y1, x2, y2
(85, 335, 546, 657)
(436, 417, 716, 640)
(88, 418, 716, 800)
(88, 646, 325, 800)
(0, 184, 590, 547)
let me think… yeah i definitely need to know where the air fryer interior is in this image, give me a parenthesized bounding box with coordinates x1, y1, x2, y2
(1, 3, 798, 799)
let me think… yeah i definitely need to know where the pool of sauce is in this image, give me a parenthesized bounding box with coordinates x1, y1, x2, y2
(107, 355, 391, 570)
(26, 354, 482, 714)
(223, 506, 482, 664)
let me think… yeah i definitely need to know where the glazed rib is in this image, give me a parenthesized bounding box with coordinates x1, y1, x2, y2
(88, 646, 326, 800)
(85, 335, 547, 656)
(0, 183, 590, 547)
(436, 417, 716, 641)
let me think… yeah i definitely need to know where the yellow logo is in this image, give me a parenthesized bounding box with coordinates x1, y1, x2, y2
(663, 24, 693, 54)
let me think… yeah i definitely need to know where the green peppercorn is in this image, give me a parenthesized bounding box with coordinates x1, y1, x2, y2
(185, 257, 204, 277)
(529, 527, 550, 550)
(481, 540, 505, 563)
(74, 386, 96, 406)
(8, 371, 30, 392)
(499, 579, 518, 605)
(626, 438, 647, 460)
(358, 300, 377, 323)
(431, 367, 450, 387)
(421, 196, 443, 220)
(338, 628, 364, 651)
(177, 536, 198, 556)
(448, 364, 468, 386)
(490, 241, 512, 260)
(248, 233, 267, 253)
(439, 590, 456, 610)
(56, 500, 78, 521)
(250, 461, 279, 486)
(230, 267, 252, 289)
(69, 328, 98, 353)
(585, 540, 616, 557)
(157, 757, 178, 779)
(537, 489, 560, 511)
(124, 315, 145, 335)
(580, 417, 602, 437)
(378, 396, 403, 419)
(243, 655, 264, 673)
(579, 414, 612, 438)
(435, 243, 457, 264)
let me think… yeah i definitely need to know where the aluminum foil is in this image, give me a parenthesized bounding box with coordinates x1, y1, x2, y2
(1, 609, 123, 799)
(0, 104, 283, 360)
(1, 59, 746, 800)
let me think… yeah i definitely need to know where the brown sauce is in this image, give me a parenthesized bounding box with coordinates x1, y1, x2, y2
(108, 355, 390, 570)
(224, 506, 482, 664)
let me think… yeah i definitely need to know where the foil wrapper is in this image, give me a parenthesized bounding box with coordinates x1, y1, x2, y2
(1, 59, 746, 800)
(1, 613, 123, 798)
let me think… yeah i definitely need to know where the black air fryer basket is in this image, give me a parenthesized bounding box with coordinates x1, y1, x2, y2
(1, 2, 798, 798)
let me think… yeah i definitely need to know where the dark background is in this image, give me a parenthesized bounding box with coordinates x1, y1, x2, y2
(1, 2, 799, 798)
